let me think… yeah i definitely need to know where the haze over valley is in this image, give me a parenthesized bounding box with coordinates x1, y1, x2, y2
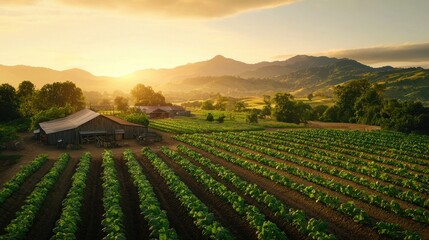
(1, 54, 428, 103)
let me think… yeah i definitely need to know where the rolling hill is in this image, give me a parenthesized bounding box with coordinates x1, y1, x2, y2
(1, 55, 428, 103)
(0, 65, 116, 90)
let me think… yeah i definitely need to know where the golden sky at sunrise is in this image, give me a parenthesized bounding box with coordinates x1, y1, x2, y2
(1, 0, 429, 76)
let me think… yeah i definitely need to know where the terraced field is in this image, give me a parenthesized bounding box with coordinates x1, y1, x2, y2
(0, 129, 428, 239)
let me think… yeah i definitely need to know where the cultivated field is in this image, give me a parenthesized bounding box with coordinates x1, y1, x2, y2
(0, 129, 428, 239)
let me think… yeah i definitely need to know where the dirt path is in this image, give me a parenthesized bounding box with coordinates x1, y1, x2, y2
(306, 121, 381, 130)
(114, 156, 150, 239)
(137, 151, 206, 240)
(76, 157, 103, 240)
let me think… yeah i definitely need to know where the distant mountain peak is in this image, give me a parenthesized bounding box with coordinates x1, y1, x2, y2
(212, 55, 227, 60)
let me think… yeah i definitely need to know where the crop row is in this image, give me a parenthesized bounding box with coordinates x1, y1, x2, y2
(141, 147, 234, 239)
(249, 132, 429, 198)
(150, 118, 263, 134)
(101, 150, 126, 239)
(123, 149, 178, 239)
(1, 153, 70, 240)
(161, 146, 287, 240)
(215, 132, 428, 207)
(51, 152, 91, 239)
(291, 130, 429, 159)
(175, 144, 336, 240)
(189, 133, 429, 225)
(249, 131, 429, 184)
(285, 130, 429, 168)
(0, 154, 48, 205)
(174, 136, 421, 239)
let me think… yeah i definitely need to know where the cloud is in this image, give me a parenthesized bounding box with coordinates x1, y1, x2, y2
(0, 0, 37, 5)
(57, 0, 297, 18)
(318, 42, 429, 64)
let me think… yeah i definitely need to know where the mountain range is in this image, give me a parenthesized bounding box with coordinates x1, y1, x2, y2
(1, 55, 428, 103)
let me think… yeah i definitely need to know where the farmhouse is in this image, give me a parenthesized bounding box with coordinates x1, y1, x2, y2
(136, 105, 191, 118)
(38, 109, 146, 145)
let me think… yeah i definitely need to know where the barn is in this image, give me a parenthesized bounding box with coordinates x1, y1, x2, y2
(38, 109, 146, 145)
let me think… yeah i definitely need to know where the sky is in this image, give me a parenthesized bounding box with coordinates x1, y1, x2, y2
(1, 0, 429, 76)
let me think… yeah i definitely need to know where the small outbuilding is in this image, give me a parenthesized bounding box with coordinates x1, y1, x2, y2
(136, 105, 191, 118)
(38, 109, 146, 145)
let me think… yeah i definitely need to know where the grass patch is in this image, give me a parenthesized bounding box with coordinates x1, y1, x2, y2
(258, 120, 304, 128)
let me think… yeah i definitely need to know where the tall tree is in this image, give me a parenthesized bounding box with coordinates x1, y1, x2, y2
(17, 80, 35, 100)
(272, 93, 311, 124)
(354, 84, 385, 125)
(334, 79, 371, 122)
(17, 81, 36, 118)
(261, 95, 272, 117)
(234, 101, 246, 112)
(201, 100, 215, 110)
(34, 81, 85, 111)
(131, 84, 166, 106)
(114, 96, 129, 112)
(0, 84, 20, 122)
(98, 98, 112, 110)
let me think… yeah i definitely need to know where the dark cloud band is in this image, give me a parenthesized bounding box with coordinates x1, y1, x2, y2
(320, 43, 429, 63)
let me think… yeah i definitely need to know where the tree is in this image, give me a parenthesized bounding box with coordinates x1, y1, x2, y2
(246, 109, 259, 123)
(272, 93, 311, 124)
(380, 99, 429, 133)
(131, 84, 166, 106)
(30, 105, 73, 130)
(98, 98, 112, 110)
(234, 101, 246, 112)
(260, 95, 272, 118)
(0, 125, 18, 149)
(17, 80, 35, 100)
(0, 84, 20, 122)
(114, 96, 129, 112)
(17, 81, 36, 118)
(201, 100, 215, 110)
(334, 79, 371, 122)
(310, 105, 329, 120)
(353, 84, 384, 125)
(34, 81, 85, 111)
(214, 94, 228, 111)
(321, 105, 340, 122)
(323, 78, 429, 134)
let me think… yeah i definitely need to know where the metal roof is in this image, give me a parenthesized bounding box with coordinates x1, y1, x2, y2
(136, 105, 186, 113)
(102, 115, 143, 127)
(39, 109, 100, 134)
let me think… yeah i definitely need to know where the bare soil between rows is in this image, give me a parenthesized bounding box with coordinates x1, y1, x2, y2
(0, 125, 427, 239)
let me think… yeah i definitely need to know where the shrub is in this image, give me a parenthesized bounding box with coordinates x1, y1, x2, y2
(206, 113, 214, 122)
(216, 115, 225, 123)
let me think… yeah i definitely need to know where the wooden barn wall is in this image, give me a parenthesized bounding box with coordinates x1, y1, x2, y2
(45, 129, 77, 145)
(44, 115, 146, 145)
(121, 125, 147, 138)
